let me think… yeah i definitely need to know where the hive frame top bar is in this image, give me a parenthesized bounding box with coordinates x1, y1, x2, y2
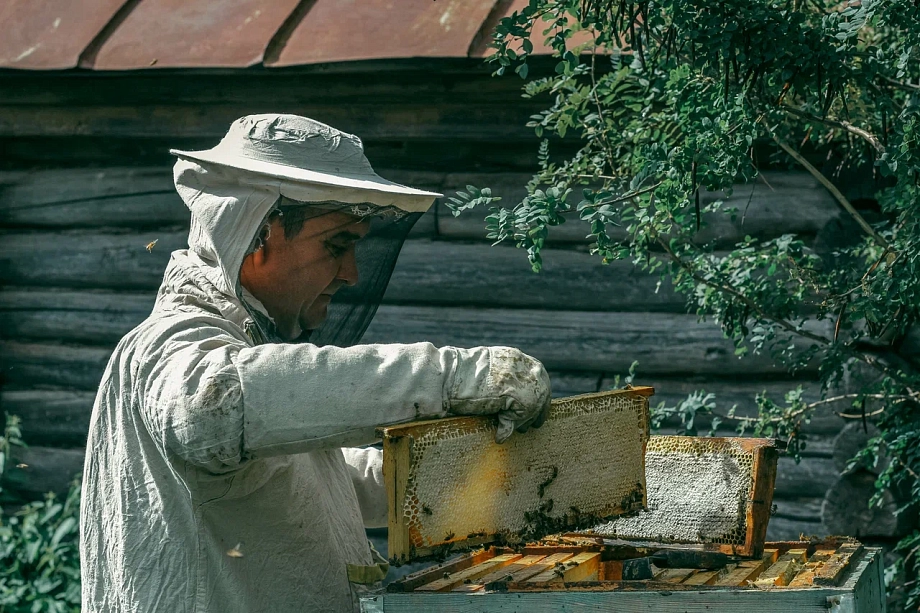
(381, 387, 654, 564)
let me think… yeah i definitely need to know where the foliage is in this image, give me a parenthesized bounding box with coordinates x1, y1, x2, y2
(0, 415, 81, 613)
(451, 0, 920, 605)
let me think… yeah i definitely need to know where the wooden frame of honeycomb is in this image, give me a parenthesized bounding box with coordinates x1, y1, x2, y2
(380, 387, 654, 564)
(585, 436, 779, 558)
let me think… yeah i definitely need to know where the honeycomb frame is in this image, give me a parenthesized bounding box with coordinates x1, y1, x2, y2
(586, 436, 779, 557)
(381, 387, 654, 564)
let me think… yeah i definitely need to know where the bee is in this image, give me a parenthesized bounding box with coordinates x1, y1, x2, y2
(226, 542, 244, 558)
(145, 239, 158, 253)
(422, 505, 433, 515)
(15, 463, 27, 469)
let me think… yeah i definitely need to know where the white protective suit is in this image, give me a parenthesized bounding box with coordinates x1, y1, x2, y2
(80, 117, 551, 613)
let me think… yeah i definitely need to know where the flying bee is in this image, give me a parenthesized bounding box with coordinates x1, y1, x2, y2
(226, 542, 244, 558)
(145, 239, 158, 253)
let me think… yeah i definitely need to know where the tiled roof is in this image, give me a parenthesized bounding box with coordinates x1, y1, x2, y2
(0, 0, 549, 70)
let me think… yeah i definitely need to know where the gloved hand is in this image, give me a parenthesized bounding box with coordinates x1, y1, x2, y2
(447, 346, 552, 443)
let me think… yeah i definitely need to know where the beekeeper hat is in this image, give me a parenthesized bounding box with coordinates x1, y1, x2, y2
(170, 114, 441, 212)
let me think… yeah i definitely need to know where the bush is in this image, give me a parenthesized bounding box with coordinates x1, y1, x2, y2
(0, 415, 81, 613)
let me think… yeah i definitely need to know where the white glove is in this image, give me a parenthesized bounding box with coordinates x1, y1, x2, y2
(447, 346, 552, 443)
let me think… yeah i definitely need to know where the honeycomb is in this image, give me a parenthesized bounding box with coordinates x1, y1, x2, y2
(394, 390, 650, 553)
(589, 436, 757, 546)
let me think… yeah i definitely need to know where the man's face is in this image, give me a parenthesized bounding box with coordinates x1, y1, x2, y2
(240, 210, 370, 341)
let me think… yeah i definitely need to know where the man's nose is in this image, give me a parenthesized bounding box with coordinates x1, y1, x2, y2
(337, 249, 359, 287)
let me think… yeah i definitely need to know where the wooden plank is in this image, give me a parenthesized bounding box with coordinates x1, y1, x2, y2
(774, 457, 839, 499)
(523, 552, 601, 586)
(762, 548, 780, 565)
(387, 549, 495, 593)
(451, 555, 546, 592)
(0, 167, 438, 236)
(714, 560, 766, 586)
(381, 389, 650, 564)
(813, 544, 863, 587)
(381, 589, 841, 612)
(416, 554, 523, 592)
(754, 549, 808, 587)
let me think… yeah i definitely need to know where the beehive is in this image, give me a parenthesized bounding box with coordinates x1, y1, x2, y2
(588, 436, 778, 557)
(376, 538, 884, 613)
(380, 387, 653, 564)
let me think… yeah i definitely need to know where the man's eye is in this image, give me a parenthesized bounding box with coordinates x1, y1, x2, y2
(324, 241, 349, 258)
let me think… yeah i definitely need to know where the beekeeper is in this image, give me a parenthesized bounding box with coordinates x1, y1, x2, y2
(80, 114, 551, 613)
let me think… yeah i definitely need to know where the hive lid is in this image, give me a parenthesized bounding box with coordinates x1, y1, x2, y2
(380, 387, 654, 564)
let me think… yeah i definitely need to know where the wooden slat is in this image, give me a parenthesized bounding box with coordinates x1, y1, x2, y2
(745, 445, 780, 559)
(681, 569, 722, 585)
(416, 554, 523, 592)
(523, 552, 601, 586)
(714, 560, 766, 586)
(384, 434, 413, 566)
(451, 555, 546, 592)
(0, 341, 112, 390)
(387, 549, 495, 593)
(496, 553, 574, 587)
(813, 543, 863, 586)
(754, 549, 808, 587)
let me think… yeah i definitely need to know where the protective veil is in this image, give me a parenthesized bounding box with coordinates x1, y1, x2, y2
(79, 115, 551, 613)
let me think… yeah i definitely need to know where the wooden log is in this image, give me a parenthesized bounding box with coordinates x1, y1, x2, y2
(832, 422, 886, 476)
(1, 445, 84, 502)
(437, 172, 840, 247)
(386, 240, 685, 312)
(0, 288, 155, 344)
(770, 497, 825, 522)
(0, 103, 542, 141)
(0, 341, 112, 390)
(0, 229, 186, 289)
(365, 306, 826, 376)
(821, 470, 914, 538)
(765, 517, 827, 542)
(773, 457, 839, 499)
(0, 390, 94, 447)
(0, 167, 439, 236)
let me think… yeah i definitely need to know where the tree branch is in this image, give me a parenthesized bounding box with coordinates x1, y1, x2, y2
(782, 105, 885, 154)
(656, 237, 833, 346)
(773, 136, 890, 250)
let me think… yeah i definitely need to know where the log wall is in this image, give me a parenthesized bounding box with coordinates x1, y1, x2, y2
(0, 68, 901, 541)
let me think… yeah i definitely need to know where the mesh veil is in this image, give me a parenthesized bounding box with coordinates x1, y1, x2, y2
(243, 196, 420, 348)
(306, 209, 420, 347)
